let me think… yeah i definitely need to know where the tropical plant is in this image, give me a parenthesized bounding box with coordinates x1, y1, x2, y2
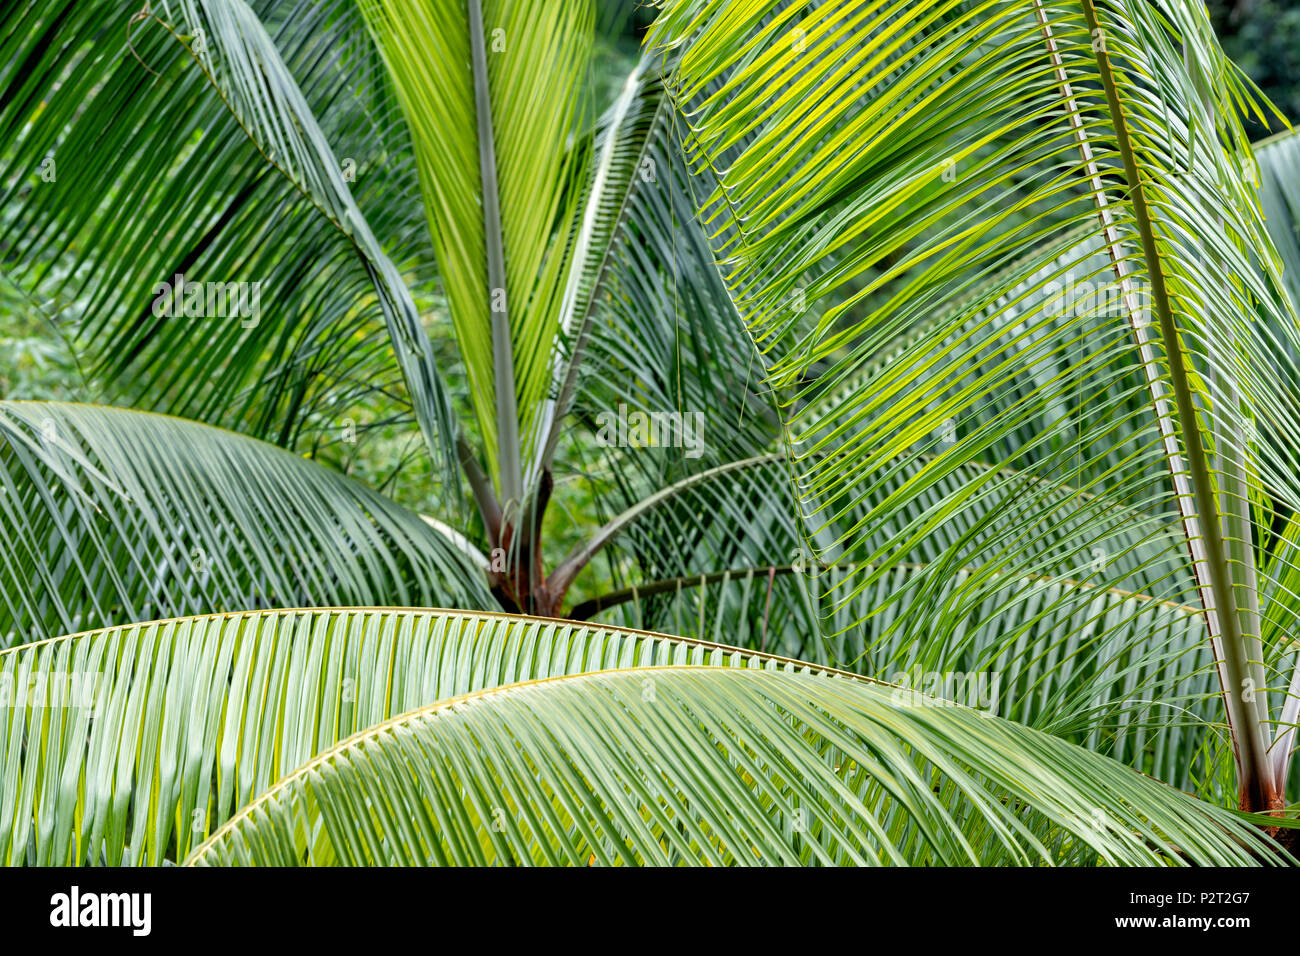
(0, 0, 1298, 865)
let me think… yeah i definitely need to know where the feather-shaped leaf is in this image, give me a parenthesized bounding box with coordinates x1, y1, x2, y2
(187, 665, 1282, 866)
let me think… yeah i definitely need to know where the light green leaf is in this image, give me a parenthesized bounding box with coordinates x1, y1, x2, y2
(357, 0, 593, 494)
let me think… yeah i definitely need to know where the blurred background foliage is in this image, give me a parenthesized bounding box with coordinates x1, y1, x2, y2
(1208, 0, 1300, 137)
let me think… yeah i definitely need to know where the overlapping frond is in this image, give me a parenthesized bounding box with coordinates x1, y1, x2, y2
(186, 665, 1280, 866)
(651, 0, 1300, 805)
(590, 562, 1221, 788)
(0, 403, 488, 648)
(0, 606, 830, 865)
(0, 0, 455, 476)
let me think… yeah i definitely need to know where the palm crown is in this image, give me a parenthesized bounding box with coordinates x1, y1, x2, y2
(1, 0, 1299, 866)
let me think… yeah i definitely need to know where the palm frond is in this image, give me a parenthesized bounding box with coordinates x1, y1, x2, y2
(1, 606, 838, 865)
(651, 0, 1300, 807)
(356, 0, 593, 497)
(0, 402, 488, 648)
(0, 0, 457, 481)
(186, 665, 1281, 866)
(545, 58, 780, 484)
